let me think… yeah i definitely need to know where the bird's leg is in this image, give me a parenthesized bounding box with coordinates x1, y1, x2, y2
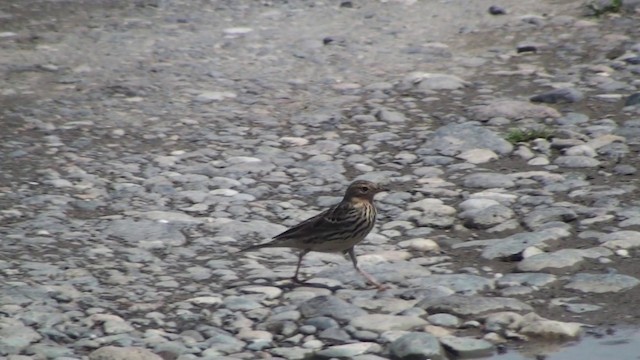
(292, 249, 310, 283)
(346, 247, 388, 291)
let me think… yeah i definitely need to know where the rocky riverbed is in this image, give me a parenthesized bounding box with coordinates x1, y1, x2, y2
(1, 0, 640, 359)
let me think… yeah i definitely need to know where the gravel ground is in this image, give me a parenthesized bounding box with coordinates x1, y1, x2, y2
(2, 0, 640, 359)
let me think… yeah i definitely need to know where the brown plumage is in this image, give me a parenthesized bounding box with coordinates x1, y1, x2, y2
(240, 180, 387, 289)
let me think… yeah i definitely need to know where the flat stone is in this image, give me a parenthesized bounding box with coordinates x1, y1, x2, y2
(496, 273, 557, 288)
(388, 332, 445, 360)
(440, 336, 495, 357)
(461, 228, 570, 260)
(564, 273, 640, 293)
(417, 295, 533, 316)
(314, 342, 381, 359)
(426, 313, 461, 328)
(350, 314, 428, 333)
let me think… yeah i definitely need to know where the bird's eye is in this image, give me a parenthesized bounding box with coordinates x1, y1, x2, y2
(361, 186, 369, 192)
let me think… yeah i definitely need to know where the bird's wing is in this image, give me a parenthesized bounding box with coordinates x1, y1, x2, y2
(273, 201, 355, 240)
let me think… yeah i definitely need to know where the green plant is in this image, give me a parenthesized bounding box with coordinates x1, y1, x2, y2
(587, 0, 622, 17)
(505, 128, 554, 144)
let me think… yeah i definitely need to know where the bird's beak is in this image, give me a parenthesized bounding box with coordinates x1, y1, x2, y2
(377, 186, 389, 193)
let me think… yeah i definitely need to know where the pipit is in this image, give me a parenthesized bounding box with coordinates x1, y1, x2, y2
(240, 180, 387, 289)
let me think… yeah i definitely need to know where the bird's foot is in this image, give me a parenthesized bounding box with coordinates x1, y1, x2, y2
(291, 276, 306, 284)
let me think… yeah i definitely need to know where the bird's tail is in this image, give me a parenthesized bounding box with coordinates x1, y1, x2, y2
(238, 242, 271, 252)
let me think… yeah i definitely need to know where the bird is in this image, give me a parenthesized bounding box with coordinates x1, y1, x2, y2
(240, 180, 387, 290)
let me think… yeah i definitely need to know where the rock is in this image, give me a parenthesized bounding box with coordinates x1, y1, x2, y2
(426, 313, 461, 328)
(89, 346, 163, 360)
(516, 249, 585, 272)
(403, 72, 468, 91)
(496, 273, 557, 288)
(471, 228, 570, 260)
(456, 149, 499, 164)
(470, 100, 561, 121)
(460, 204, 515, 229)
(424, 123, 513, 155)
(350, 314, 428, 333)
(298, 296, 366, 321)
(388, 332, 445, 360)
(0, 319, 42, 354)
(599, 231, 640, 249)
(564, 273, 640, 293)
(463, 173, 516, 189)
(488, 5, 507, 15)
(397, 238, 440, 253)
(314, 342, 381, 359)
(625, 92, 640, 106)
(417, 295, 533, 316)
(407, 274, 494, 295)
(523, 207, 577, 230)
(530, 88, 584, 103)
(440, 336, 495, 357)
(517, 313, 583, 339)
(554, 156, 601, 168)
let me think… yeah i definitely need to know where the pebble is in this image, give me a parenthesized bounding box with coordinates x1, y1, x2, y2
(350, 314, 428, 332)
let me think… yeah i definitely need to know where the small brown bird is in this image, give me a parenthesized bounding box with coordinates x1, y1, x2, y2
(240, 180, 387, 289)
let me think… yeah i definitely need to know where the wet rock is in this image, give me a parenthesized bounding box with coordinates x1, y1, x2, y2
(564, 273, 640, 293)
(388, 332, 445, 360)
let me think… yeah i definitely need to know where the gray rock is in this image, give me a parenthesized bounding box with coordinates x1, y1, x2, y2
(460, 204, 515, 229)
(463, 173, 515, 189)
(530, 87, 584, 104)
(314, 342, 381, 359)
(388, 332, 445, 360)
(89, 346, 163, 360)
(106, 219, 186, 247)
(496, 273, 557, 288)
(517, 313, 582, 339)
(456, 228, 570, 260)
(554, 156, 601, 168)
(523, 207, 577, 230)
(403, 72, 468, 91)
(599, 230, 640, 249)
(407, 274, 494, 295)
(298, 295, 366, 322)
(470, 100, 561, 121)
(0, 319, 43, 354)
(426, 313, 461, 328)
(625, 92, 640, 106)
(417, 295, 533, 316)
(564, 273, 640, 293)
(516, 249, 585, 272)
(440, 336, 495, 357)
(423, 123, 513, 156)
(350, 314, 428, 333)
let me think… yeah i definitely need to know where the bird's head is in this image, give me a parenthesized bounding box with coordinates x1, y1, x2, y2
(343, 180, 387, 202)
